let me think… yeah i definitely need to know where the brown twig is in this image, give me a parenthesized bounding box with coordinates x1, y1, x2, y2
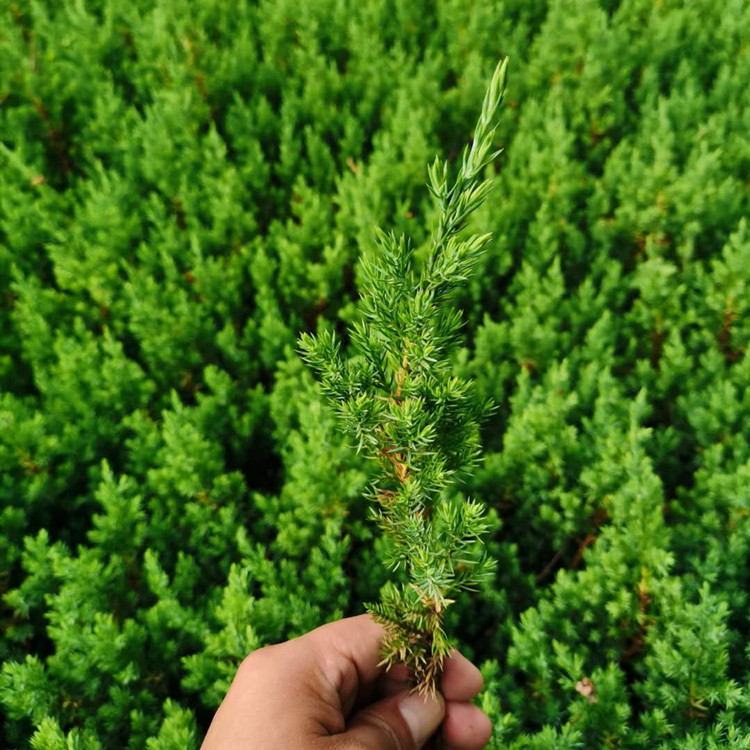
(536, 539, 569, 583)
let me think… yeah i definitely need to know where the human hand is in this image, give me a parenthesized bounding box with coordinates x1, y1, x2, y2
(200, 614, 493, 749)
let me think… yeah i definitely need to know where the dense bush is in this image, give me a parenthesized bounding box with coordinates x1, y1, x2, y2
(1, 0, 748, 748)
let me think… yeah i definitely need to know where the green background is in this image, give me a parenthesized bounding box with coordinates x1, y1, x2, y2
(1, 0, 748, 747)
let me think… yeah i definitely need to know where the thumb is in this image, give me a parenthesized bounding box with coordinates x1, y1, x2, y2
(338, 689, 445, 750)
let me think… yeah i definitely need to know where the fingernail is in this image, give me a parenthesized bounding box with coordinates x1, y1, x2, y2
(398, 691, 445, 745)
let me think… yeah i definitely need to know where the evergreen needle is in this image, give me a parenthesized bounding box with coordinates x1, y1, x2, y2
(300, 57, 508, 695)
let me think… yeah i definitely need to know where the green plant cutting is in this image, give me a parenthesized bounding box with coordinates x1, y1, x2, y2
(300, 58, 508, 696)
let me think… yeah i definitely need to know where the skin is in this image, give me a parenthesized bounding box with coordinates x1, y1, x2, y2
(200, 614, 493, 750)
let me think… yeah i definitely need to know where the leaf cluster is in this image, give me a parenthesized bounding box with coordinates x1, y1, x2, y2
(300, 58, 508, 692)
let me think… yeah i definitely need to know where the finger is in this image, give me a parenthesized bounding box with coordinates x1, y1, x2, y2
(302, 614, 387, 716)
(376, 664, 411, 700)
(229, 615, 385, 737)
(201, 642, 328, 748)
(384, 664, 410, 683)
(442, 701, 493, 750)
(440, 651, 485, 702)
(354, 665, 416, 716)
(306, 614, 386, 683)
(378, 676, 410, 700)
(330, 689, 445, 750)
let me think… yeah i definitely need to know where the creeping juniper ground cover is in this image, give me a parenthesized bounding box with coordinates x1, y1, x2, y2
(1, 1, 749, 748)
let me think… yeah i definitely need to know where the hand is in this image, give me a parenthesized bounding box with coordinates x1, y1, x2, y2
(200, 614, 493, 749)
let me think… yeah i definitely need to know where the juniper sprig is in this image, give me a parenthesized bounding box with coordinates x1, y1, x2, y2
(299, 57, 508, 695)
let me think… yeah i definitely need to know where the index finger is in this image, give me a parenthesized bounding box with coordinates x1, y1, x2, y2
(299, 614, 387, 715)
(440, 650, 484, 702)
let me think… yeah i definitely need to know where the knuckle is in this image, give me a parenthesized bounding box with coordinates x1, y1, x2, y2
(353, 708, 409, 750)
(238, 644, 276, 674)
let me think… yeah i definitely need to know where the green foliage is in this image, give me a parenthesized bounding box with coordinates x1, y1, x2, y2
(1, 0, 749, 747)
(299, 58, 507, 693)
